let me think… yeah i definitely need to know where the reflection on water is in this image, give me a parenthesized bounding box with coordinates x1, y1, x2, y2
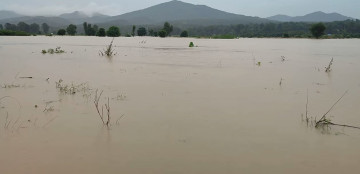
(0, 36, 360, 174)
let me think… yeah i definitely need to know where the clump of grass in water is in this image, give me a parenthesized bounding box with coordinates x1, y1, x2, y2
(55, 79, 91, 95)
(281, 56, 286, 62)
(100, 38, 117, 57)
(1, 83, 23, 88)
(42, 47, 65, 54)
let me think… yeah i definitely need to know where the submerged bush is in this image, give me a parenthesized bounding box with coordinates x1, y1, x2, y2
(42, 47, 65, 54)
(189, 42, 194, 47)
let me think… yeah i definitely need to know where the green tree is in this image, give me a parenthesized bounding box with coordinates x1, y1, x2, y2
(17, 22, 30, 32)
(42, 23, 50, 34)
(87, 23, 93, 35)
(148, 29, 154, 36)
(83, 22, 88, 35)
(107, 26, 120, 37)
(163, 22, 173, 36)
(66, 24, 77, 35)
(29, 23, 40, 34)
(57, 29, 66, 35)
(88, 28, 96, 36)
(310, 23, 326, 38)
(132, 25, 136, 36)
(180, 30, 188, 37)
(96, 28, 106, 37)
(5, 23, 17, 31)
(0, 24, 3, 30)
(93, 25, 99, 33)
(83, 23, 96, 36)
(158, 30, 167, 38)
(137, 27, 147, 36)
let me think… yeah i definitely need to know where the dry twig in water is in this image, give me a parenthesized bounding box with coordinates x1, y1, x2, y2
(325, 58, 334, 73)
(314, 90, 360, 129)
(94, 90, 111, 126)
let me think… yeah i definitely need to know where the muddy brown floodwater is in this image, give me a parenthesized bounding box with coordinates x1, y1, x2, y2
(0, 36, 360, 173)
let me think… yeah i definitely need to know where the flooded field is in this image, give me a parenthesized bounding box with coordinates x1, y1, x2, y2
(0, 36, 360, 173)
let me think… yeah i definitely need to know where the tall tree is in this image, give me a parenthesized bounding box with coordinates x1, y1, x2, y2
(66, 24, 77, 35)
(93, 25, 99, 33)
(17, 22, 30, 32)
(132, 25, 136, 36)
(310, 23, 326, 38)
(163, 22, 173, 36)
(42, 23, 50, 34)
(83, 22, 97, 36)
(148, 29, 154, 36)
(137, 27, 147, 36)
(88, 27, 96, 36)
(83, 22, 88, 35)
(29, 23, 40, 34)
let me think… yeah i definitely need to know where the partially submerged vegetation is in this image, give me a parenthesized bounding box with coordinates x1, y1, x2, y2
(42, 47, 65, 54)
(99, 38, 117, 57)
(325, 58, 334, 73)
(55, 79, 91, 95)
(189, 42, 194, 47)
(94, 90, 111, 127)
(303, 90, 360, 132)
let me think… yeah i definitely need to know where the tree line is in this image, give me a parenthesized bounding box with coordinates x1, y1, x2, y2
(186, 19, 360, 38)
(1, 19, 360, 38)
(0, 22, 50, 35)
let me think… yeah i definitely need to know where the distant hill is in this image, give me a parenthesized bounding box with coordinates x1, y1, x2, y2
(0, 10, 23, 20)
(59, 11, 111, 24)
(102, 0, 269, 26)
(59, 11, 88, 19)
(268, 11, 353, 22)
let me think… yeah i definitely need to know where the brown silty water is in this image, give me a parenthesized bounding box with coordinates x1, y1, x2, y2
(0, 36, 360, 173)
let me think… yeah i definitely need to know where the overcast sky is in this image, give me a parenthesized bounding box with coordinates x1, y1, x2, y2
(1, 0, 359, 18)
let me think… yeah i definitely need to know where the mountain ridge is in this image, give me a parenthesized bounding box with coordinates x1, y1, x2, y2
(267, 11, 353, 22)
